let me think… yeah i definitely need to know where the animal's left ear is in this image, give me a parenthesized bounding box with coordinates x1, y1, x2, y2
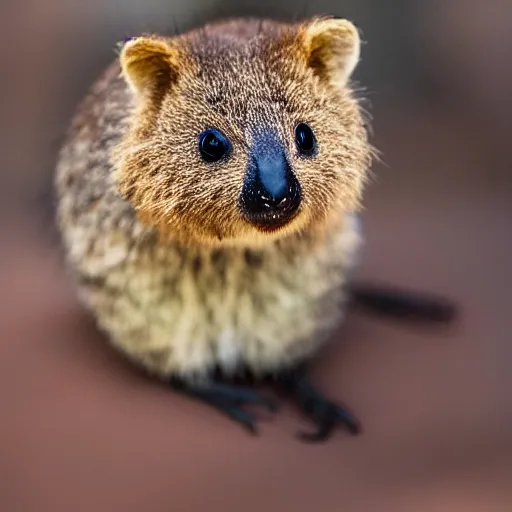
(299, 17, 361, 87)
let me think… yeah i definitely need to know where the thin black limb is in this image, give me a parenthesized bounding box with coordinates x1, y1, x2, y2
(349, 282, 458, 324)
(277, 364, 361, 443)
(170, 378, 278, 435)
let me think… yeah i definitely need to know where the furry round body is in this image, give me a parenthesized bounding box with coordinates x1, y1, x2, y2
(55, 17, 372, 383)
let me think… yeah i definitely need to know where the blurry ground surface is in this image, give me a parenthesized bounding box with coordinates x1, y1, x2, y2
(1, 97, 511, 511)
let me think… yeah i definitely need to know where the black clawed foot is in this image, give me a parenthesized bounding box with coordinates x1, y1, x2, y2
(171, 378, 278, 435)
(279, 366, 361, 443)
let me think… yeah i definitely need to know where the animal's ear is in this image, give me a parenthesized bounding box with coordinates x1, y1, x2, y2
(119, 36, 180, 98)
(300, 18, 361, 87)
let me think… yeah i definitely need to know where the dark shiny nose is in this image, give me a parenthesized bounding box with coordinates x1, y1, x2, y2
(240, 136, 301, 229)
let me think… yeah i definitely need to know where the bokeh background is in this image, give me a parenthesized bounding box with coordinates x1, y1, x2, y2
(1, 1, 511, 511)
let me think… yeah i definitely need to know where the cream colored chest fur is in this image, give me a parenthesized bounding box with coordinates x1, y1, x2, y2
(61, 207, 361, 381)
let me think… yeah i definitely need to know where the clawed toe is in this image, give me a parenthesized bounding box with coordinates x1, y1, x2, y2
(279, 365, 361, 442)
(171, 378, 277, 434)
(297, 399, 361, 442)
(205, 382, 278, 412)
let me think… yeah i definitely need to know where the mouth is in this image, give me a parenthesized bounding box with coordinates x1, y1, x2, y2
(243, 200, 301, 232)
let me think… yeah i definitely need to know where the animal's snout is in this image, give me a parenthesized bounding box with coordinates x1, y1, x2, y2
(239, 131, 301, 230)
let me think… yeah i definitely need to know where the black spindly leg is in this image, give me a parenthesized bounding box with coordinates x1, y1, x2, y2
(278, 365, 361, 443)
(170, 378, 278, 435)
(350, 283, 458, 324)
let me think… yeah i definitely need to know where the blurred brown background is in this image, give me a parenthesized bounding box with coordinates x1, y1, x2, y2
(1, 1, 511, 511)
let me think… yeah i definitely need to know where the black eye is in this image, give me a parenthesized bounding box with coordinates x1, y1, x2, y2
(198, 128, 231, 163)
(295, 123, 316, 156)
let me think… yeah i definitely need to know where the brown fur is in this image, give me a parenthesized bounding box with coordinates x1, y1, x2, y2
(55, 16, 373, 382)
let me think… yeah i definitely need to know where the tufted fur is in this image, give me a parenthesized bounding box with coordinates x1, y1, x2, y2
(55, 16, 374, 382)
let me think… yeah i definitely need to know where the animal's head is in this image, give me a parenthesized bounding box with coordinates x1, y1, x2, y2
(113, 16, 373, 248)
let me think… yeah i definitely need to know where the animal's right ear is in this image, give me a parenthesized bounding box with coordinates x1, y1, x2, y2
(119, 37, 180, 98)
